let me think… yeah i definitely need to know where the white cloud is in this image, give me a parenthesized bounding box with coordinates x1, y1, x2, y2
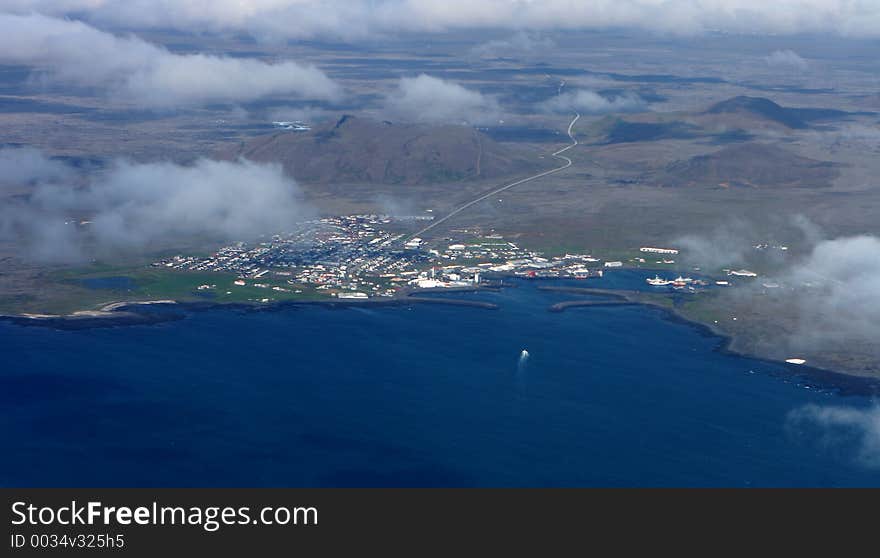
(0, 146, 72, 186)
(0, 148, 312, 261)
(765, 49, 809, 70)
(0, 13, 341, 107)
(540, 90, 646, 115)
(4, 1, 880, 39)
(383, 74, 500, 125)
(780, 235, 880, 351)
(788, 404, 880, 468)
(470, 31, 555, 59)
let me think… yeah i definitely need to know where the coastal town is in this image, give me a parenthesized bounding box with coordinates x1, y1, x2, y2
(150, 214, 773, 303)
(152, 214, 618, 301)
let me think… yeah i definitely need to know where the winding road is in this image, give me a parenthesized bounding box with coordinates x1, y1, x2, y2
(410, 113, 580, 239)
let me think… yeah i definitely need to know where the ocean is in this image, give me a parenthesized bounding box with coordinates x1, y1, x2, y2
(2, 274, 879, 487)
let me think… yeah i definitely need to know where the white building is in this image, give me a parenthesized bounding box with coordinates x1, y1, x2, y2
(413, 279, 447, 289)
(337, 292, 368, 299)
(640, 247, 679, 255)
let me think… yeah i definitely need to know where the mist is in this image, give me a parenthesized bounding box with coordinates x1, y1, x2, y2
(539, 90, 647, 115)
(0, 148, 312, 262)
(788, 404, 880, 469)
(0, 13, 342, 107)
(469, 32, 555, 60)
(382, 74, 500, 125)
(677, 216, 880, 364)
(778, 235, 880, 353)
(675, 220, 768, 270)
(6, 1, 880, 40)
(765, 49, 809, 70)
(0, 146, 73, 186)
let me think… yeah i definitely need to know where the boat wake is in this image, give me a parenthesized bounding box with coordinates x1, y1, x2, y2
(518, 349, 530, 372)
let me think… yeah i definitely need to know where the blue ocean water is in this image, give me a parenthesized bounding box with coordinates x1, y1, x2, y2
(81, 276, 137, 291)
(2, 276, 879, 487)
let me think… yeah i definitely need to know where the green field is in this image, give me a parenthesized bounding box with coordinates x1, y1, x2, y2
(41, 266, 332, 312)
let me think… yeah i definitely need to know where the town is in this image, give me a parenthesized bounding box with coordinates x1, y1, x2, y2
(151, 215, 775, 303)
(152, 214, 615, 301)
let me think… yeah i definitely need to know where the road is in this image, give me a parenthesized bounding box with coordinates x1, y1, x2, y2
(410, 113, 580, 239)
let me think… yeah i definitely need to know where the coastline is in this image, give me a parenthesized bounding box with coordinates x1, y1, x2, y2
(3, 280, 878, 395)
(0, 289, 499, 331)
(539, 285, 880, 397)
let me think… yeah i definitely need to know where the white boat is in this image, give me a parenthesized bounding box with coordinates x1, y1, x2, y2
(785, 358, 807, 365)
(646, 275, 671, 286)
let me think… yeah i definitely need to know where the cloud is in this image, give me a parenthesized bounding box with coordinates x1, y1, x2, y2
(765, 49, 809, 70)
(779, 235, 880, 352)
(264, 105, 330, 125)
(0, 148, 312, 262)
(674, 216, 828, 272)
(788, 404, 880, 468)
(677, 218, 880, 370)
(0, 146, 73, 186)
(0, 13, 341, 107)
(539, 90, 647, 115)
(469, 32, 555, 59)
(675, 223, 756, 271)
(6, 1, 880, 39)
(383, 74, 500, 125)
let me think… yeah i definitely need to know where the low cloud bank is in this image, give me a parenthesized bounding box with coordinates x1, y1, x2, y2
(470, 32, 555, 59)
(677, 219, 880, 361)
(539, 90, 646, 115)
(788, 404, 880, 468)
(675, 221, 763, 270)
(5, 1, 880, 40)
(780, 235, 880, 352)
(0, 13, 341, 107)
(382, 74, 500, 125)
(0, 148, 311, 262)
(765, 49, 809, 70)
(0, 146, 73, 186)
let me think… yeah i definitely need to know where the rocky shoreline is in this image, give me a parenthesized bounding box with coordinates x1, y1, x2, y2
(0, 290, 499, 331)
(4, 282, 878, 396)
(537, 285, 880, 397)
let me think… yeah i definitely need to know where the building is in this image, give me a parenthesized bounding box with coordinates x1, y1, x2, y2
(640, 247, 679, 255)
(337, 292, 368, 299)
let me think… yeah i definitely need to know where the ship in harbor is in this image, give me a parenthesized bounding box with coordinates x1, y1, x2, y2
(646, 275, 696, 287)
(646, 276, 671, 286)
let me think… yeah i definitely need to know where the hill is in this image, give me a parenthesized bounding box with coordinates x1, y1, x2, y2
(653, 143, 839, 188)
(598, 118, 699, 144)
(705, 96, 808, 128)
(701, 96, 852, 130)
(221, 115, 547, 185)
